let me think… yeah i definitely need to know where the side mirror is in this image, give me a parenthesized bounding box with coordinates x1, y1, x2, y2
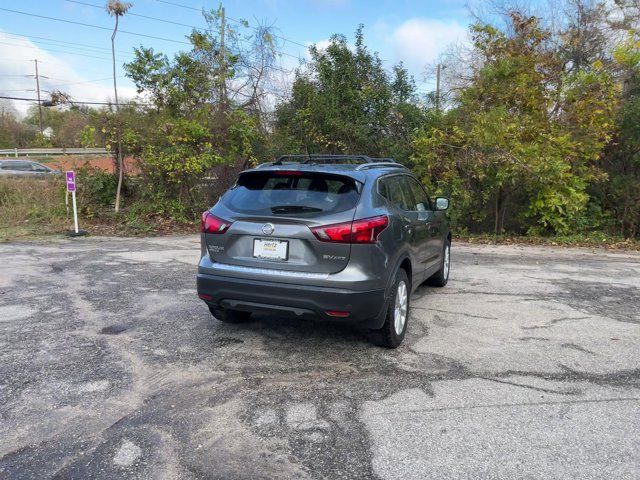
(435, 197, 449, 211)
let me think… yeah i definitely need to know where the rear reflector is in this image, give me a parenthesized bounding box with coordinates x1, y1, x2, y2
(198, 293, 213, 301)
(201, 211, 232, 234)
(311, 215, 388, 244)
(325, 310, 350, 317)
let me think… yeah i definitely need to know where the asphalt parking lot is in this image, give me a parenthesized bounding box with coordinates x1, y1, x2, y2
(0, 235, 639, 479)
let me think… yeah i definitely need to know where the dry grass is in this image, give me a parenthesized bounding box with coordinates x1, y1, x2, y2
(0, 177, 70, 241)
(0, 177, 196, 241)
(457, 233, 640, 251)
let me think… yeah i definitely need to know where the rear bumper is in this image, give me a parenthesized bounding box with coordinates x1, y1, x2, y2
(197, 272, 387, 329)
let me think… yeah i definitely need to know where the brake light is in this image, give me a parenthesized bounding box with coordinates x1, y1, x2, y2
(311, 215, 388, 244)
(275, 170, 303, 176)
(201, 211, 232, 234)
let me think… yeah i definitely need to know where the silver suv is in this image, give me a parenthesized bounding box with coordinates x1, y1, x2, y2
(197, 155, 451, 348)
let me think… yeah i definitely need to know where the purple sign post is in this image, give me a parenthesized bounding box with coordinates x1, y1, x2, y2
(65, 171, 76, 192)
(66, 171, 79, 233)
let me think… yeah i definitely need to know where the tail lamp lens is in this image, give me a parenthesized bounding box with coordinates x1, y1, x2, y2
(311, 215, 388, 244)
(201, 211, 232, 234)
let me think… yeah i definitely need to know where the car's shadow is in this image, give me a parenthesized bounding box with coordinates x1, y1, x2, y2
(209, 311, 385, 346)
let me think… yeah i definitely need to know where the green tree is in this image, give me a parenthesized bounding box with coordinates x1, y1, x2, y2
(412, 13, 616, 235)
(273, 26, 425, 163)
(594, 31, 640, 236)
(121, 5, 272, 217)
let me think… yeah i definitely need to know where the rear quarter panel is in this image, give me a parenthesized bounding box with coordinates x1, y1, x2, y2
(352, 175, 419, 295)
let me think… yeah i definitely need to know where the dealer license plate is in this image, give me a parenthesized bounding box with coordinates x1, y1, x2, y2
(253, 238, 289, 260)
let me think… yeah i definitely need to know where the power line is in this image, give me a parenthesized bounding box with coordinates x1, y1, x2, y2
(47, 77, 126, 88)
(0, 31, 134, 56)
(0, 7, 191, 45)
(152, 0, 309, 51)
(0, 39, 132, 61)
(66, 0, 200, 29)
(1, 4, 304, 64)
(0, 94, 147, 107)
(154, 0, 200, 12)
(0, 40, 115, 61)
(0, 57, 40, 63)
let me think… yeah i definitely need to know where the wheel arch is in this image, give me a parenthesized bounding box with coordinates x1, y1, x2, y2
(385, 253, 413, 300)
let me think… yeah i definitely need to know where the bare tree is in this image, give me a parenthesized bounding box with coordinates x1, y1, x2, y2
(106, 0, 132, 213)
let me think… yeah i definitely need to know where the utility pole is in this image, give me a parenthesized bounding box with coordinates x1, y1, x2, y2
(435, 63, 441, 113)
(34, 59, 44, 134)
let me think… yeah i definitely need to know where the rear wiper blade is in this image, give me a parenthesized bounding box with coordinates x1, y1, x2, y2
(270, 205, 323, 213)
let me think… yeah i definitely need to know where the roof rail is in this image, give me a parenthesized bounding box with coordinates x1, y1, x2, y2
(255, 162, 275, 168)
(355, 162, 407, 171)
(273, 154, 388, 165)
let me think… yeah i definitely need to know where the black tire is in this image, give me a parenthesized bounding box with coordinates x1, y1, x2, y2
(378, 268, 410, 349)
(208, 306, 252, 323)
(428, 238, 451, 287)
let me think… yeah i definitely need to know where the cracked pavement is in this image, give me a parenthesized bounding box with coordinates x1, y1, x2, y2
(0, 236, 639, 479)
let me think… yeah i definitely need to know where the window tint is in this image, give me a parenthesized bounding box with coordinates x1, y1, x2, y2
(406, 177, 431, 211)
(223, 172, 360, 216)
(1, 162, 32, 171)
(380, 175, 412, 210)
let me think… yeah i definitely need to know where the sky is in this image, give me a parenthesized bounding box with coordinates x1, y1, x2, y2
(0, 0, 471, 116)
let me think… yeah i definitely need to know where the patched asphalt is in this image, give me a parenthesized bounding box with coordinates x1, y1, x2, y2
(0, 236, 638, 479)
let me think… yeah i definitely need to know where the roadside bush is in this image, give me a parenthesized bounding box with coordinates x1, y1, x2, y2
(76, 167, 119, 210)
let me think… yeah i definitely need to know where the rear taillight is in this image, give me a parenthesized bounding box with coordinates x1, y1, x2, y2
(311, 215, 388, 244)
(201, 211, 232, 234)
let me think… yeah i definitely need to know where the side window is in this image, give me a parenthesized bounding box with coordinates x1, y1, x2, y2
(7, 162, 32, 171)
(378, 178, 389, 200)
(381, 176, 412, 210)
(406, 177, 432, 211)
(31, 163, 49, 172)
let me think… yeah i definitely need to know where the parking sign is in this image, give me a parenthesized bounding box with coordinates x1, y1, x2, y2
(66, 171, 76, 192)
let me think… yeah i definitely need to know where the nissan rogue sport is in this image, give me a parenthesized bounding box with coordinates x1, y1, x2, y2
(197, 155, 451, 348)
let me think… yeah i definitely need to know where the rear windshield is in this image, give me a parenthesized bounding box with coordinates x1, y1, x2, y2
(222, 171, 360, 216)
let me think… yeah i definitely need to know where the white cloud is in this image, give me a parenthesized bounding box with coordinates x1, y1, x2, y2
(304, 38, 355, 61)
(0, 31, 137, 117)
(309, 38, 334, 53)
(389, 18, 467, 73)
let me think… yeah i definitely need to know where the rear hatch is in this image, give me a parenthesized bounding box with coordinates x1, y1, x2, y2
(204, 169, 361, 274)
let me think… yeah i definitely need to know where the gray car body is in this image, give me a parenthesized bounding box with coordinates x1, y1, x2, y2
(197, 161, 450, 329)
(0, 159, 60, 178)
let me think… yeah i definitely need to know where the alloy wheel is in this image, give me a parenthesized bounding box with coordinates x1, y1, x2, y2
(394, 280, 408, 335)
